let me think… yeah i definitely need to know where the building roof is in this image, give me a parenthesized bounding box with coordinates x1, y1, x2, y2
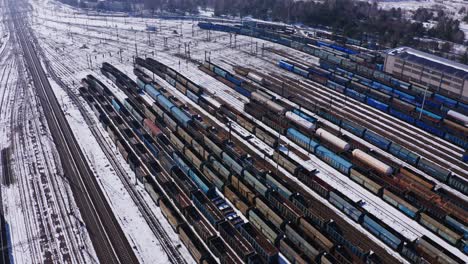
(387, 47, 468, 80)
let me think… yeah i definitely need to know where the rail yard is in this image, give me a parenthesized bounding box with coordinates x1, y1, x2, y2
(0, 0, 466, 263)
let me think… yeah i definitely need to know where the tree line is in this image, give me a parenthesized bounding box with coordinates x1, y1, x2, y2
(56, 0, 467, 61)
(141, 0, 467, 50)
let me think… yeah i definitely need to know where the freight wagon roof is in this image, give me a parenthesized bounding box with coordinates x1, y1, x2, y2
(388, 47, 468, 80)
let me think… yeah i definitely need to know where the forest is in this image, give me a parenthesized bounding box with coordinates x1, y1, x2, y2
(142, 0, 466, 48)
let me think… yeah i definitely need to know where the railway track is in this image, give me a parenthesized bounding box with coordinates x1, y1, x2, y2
(203, 59, 468, 259)
(248, 48, 468, 178)
(38, 39, 189, 264)
(248, 66, 468, 181)
(145, 68, 406, 263)
(299, 76, 467, 176)
(10, 1, 138, 263)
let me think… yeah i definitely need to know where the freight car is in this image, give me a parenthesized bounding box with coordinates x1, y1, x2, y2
(199, 22, 466, 116)
(206, 79, 467, 250)
(81, 80, 229, 264)
(281, 60, 468, 150)
(315, 108, 467, 195)
(131, 61, 464, 262)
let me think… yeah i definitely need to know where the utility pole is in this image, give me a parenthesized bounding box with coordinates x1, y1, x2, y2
(419, 85, 429, 120)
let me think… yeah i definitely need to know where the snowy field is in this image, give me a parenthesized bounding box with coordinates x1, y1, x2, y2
(360, 0, 468, 41)
(0, 0, 98, 262)
(7, 0, 464, 263)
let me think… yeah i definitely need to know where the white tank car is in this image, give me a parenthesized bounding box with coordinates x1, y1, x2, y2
(315, 128, 350, 152)
(251, 92, 285, 114)
(251, 91, 270, 103)
(265, 100, 286, 114)
(447, 110, 468, 127)
(352, 149, 393, 176)
(247, 72, 264, 84)
(285, 111, 316, 131)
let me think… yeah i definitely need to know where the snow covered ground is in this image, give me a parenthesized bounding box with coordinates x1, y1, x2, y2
(8, 0, 196, 263)
(21, 0, 467, 262)
(0, 0, 97, 262)
(360, 0, 468, 41)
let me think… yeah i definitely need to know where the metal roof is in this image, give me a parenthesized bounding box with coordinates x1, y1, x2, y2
(388, 47, 468, 80)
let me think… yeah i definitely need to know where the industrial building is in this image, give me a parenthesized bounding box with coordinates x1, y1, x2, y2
(384, 47, 468, 100)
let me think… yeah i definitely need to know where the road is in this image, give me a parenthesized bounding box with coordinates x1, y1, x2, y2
(8, 1, 139, 263)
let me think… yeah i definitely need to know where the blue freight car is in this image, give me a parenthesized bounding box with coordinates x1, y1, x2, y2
(393, 89, 415, 102)
(329, 191, 363, 222)
(371, 81, 393, 94)
(156, 94, 175, 112)
(213, 66, 227, 78)
(188, 170, 215, 197)
(444, 133, 468, 149)
(142, 134, 159, 157)
(415, 107, 442, 122)
(388, 143, 420, 165)
(243, 171, 269, 196)
(198, 22, 213, 29)
(278, 60, 294, 72)
(173, 152, 191, 174)
(315, 146, 353, 175)
(445, 216, 468, 240)
(415, 120, 444, 138)
(145, 83, 161, 100)
(265, 173, 293, 199)
(366, 98, 389, 112)
(172, 152, 215, 197)
(171, 107, 192, 127)
(137, 78, 146, 90)
(340, 120, 366, 137)
(417, 158, 451, 182)
(362, 215, 402, 250)
(293, 67, 309, 78)
(292, 109, 317, 123)
(327, 80, 346, 92)
(389, 108, 415, 124)
(335, 67, 354, 78)
(286, 128, 319, 153)
(363, 130, 392, 150)
(111, 98, 121, 111)
(456, 102, 468, 114)
(319, 60, 336, 71)
(447, 176, 468, 195)
(353, 75, 372, 86)
(221, 152, 244, 176)
(191, 191, 224, 226)
(226, 74, 243, 86)
(235, 85, 251, 97)
(345, 88, 366, 102)
(186, 90, 199, 103)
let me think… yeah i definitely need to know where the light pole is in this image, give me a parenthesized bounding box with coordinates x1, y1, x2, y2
(419, 85, 429, 120)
